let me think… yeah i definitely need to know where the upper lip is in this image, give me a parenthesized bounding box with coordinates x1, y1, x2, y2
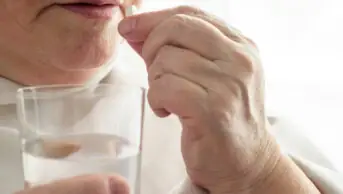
(60, 0, 121, 6)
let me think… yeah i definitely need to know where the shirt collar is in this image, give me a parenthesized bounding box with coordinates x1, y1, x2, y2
(0, 77, 21, 105)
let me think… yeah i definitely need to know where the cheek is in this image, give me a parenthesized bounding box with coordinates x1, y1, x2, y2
(1, 0, 48, 26)
(0, 2, 37, 62)
(0, 3, 125, 70)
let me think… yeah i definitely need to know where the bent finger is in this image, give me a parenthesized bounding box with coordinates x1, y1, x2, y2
(119, 6, 245, 43)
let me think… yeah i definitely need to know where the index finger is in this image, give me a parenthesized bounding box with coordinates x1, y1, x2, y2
(16, 175, 129, 194)
(118, 6, 243, 43)
(118, 7, 180, 42)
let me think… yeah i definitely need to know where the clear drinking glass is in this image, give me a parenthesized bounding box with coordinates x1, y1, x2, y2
(16, 82, 145, 193)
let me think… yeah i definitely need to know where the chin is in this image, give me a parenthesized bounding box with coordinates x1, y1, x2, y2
(34, 7, 123, 71)
(53, 38, 119, 71)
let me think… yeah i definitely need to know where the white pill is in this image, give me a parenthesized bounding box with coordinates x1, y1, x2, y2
(125, 5, 137, 17)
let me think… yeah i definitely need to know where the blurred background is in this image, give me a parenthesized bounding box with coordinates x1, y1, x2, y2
(116, 0, 343, 172)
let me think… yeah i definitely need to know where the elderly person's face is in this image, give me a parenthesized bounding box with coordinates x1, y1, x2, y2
(0, 0, 135, 72)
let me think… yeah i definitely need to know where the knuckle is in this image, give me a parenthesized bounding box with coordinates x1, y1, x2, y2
(224, 80, 243, 102)
(175, 5, 204, 16)
(154, 46, 176, 69)
(147, 46, 172, 82)
(168, 14, 189, 31)
(157, 45, 174, 59)
(230, 83, 242, 100)
(147, 76, 169, 106)
(245, 37, 259, 50)
(233, 49, 258, 75)
(147, 66, 161, 83)
(226, 25, 245, 42)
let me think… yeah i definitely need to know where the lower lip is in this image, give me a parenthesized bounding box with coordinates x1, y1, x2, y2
(60, 4, 116, 19)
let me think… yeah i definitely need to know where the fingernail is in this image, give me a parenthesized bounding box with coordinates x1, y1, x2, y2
(119, 18, 136, 35)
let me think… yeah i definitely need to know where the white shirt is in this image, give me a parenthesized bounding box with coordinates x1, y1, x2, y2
(0, 70, 343, 194)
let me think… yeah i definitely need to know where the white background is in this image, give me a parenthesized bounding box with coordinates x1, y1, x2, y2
(117, 0, 343, 172)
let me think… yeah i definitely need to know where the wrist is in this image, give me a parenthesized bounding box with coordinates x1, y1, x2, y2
(211, 156, 321, 194)
(250, 154, 321, 194)
(208, 135, 282, 194)
(210, 137, 320, 194)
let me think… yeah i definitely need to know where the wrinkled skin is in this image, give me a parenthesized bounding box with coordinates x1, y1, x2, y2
(118, 6, 278, 193)
(7, 1, 285, 194)
(0, 0, 124, 84)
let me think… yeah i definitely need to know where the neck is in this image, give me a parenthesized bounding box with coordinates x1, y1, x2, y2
(0, 54, 104, 86)
(1, 66, 98, 86)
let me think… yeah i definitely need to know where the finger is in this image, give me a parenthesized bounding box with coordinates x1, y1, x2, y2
(148, 73, 234, 141)
(16, 175, 130, 194)
(118, 6, 247, 51)
(148, 73, 208, 120)
(118, 6, 244, 42)
(148, 45, 222, 91)
(144, 14, 235, 66)
(147, 45, 243, 110)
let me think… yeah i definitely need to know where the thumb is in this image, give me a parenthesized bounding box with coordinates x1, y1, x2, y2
(15, 175, 130, 194)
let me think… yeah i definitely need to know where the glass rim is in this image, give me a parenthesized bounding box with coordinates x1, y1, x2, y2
(0, 126, 17, 130)
(17, 83, 146, 100)
(0, 126, 19, 134)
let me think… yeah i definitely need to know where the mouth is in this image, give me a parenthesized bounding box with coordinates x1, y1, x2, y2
(58, 0, 121, 19)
